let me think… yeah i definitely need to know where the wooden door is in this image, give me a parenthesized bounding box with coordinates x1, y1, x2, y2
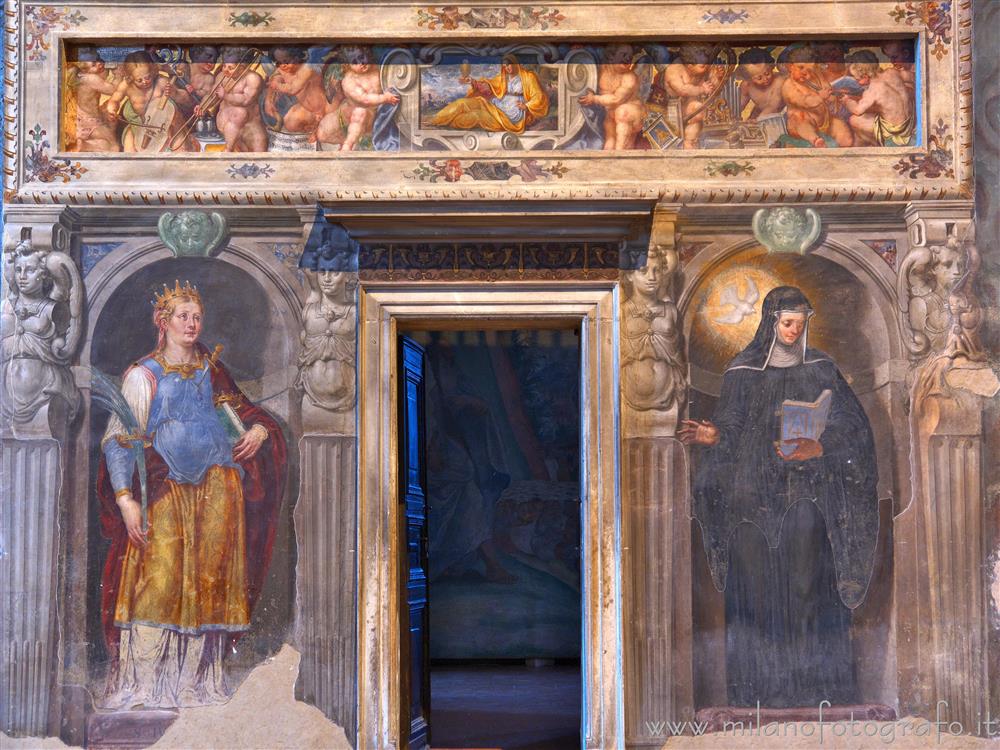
(399, 336, 430, 748)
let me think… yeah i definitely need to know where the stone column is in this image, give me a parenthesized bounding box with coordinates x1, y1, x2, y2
(0, 207, 83, 737)
(620, 205, 694, 746)
(292, 215, 359, 741)
(895, 206, 997, 734)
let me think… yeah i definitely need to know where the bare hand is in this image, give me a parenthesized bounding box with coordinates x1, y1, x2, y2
(579, 92, 597, 106)
(233, 424, 267, 462)
(117, 494, 147, 548)
(516, 101, 528, 111)
(162, 81, 175, 97)
(701, 81, 716, 95)
(383, 92, 400, 105)
(678, 419, 720, 446)
(458, 75, 471, 84)
(776, 437, 824, 461)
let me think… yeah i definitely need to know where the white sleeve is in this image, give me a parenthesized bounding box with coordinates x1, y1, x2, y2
(100, 365, 154, 448)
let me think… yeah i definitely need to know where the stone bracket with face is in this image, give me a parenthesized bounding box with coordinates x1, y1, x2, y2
(157, 210, 228, 258)
(752, 207, 822, 255)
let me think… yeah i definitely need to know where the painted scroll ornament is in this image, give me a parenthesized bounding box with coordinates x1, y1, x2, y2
(157, 211, 228, 258)
(752, 207, 822, 255)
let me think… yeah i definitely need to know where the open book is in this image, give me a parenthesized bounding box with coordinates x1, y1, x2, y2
(831, 76, 866, 98)
(216, 402, 247, 444)
(778, 389, 832, 457)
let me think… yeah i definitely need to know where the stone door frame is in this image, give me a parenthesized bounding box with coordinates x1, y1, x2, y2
(356, 282, 624, 750)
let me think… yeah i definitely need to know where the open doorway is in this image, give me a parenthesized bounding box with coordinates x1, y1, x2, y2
(400, 328, 583, 750)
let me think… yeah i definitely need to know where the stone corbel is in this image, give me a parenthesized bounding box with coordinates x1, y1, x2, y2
(902, 200, 975, 252)
(294, 208, 359, 435)
(620, 203, 686, 439)
(1, 206, 83, 439)
(0, 206, 81, 263)
(898, 201, 975, 360)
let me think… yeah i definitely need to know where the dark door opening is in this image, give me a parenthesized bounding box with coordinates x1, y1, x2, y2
(399, 329, 583, 749)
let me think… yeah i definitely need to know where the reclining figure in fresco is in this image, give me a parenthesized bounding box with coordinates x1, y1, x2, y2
(429, 54, 550, 134)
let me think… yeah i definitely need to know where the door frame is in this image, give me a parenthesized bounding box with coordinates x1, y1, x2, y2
(357, 282, 624, 750)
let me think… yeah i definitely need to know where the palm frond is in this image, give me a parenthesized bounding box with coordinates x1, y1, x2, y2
(90, 367, 139, 433)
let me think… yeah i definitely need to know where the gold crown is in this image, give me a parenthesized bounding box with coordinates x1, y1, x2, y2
(152, 280, 202, 313)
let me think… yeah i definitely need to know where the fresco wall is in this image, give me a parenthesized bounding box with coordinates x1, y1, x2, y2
(62, 39, 918, 154)
(1, 1, 997, 748)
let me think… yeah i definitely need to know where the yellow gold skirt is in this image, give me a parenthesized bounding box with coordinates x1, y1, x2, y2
(114, 465, 250, 634)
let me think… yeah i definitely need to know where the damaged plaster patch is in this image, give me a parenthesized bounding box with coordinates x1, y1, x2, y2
(151, 644, 351, 749)
(0, 734, 78, 748)
(3, 645, 349, 750)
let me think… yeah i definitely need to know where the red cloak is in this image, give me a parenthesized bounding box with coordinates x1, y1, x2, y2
(96, 345, 288, 658)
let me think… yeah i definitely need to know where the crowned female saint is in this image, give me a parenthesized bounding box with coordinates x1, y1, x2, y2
(680, 286, 879, 707)
(429, 54, 549, 134)
(97, 281, 287, 709)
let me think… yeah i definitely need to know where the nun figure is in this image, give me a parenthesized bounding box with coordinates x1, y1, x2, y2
(680, 285, 879, 707)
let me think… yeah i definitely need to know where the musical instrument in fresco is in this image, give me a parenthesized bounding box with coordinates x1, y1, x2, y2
(134, 94, 178, 152)
(681, 43, 738, 126)
(169, 47, 262, 150)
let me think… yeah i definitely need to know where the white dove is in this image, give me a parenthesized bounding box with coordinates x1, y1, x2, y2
(713, 277, 760, 325)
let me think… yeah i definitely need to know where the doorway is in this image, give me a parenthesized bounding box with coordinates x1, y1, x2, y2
(403, 329, 583, 749)
(356, 284, 623, 750)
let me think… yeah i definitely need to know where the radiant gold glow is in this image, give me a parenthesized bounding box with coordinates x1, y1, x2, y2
(693, 265, 783, 352)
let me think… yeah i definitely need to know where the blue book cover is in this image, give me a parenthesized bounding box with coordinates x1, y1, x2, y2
(778, 389, 832, 457)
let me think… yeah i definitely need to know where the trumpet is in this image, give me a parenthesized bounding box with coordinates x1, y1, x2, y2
(168, 47, 262, 150)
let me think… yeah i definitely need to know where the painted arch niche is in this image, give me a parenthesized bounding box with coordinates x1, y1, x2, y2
(682, 245, 899, 712)
(84, 255, 299, 703)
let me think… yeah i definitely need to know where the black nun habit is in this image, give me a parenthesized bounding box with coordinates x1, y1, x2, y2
(692, 285, 879, 707)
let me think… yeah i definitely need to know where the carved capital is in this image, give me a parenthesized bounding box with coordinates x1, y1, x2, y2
(902, 200, 974, 250)
(649, 203, 681, 256)
(1, 206, 81, 259)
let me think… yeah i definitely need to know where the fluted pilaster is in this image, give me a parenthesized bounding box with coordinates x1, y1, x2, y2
(294, 435, 358, 739)
(1, 438, 62, 736)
